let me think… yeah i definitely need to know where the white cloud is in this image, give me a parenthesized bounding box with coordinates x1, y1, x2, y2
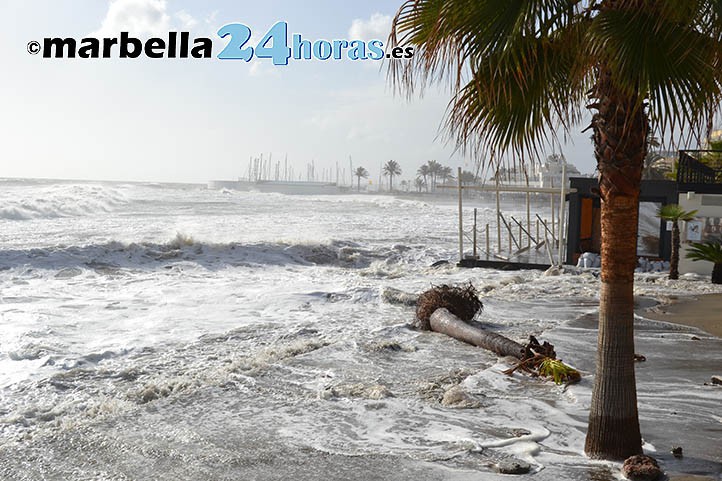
(348, 13, 391, 41)
(92, 0, 204, 38)
(175, 9, 198, 30)
(92, 0, 170, 37)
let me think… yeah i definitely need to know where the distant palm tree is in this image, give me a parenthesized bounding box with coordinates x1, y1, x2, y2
(426, 160, 442, 191)
(657, 205, 698, 279)
(383, 160, 402, 191)
(459, 170, 476, 185)
(414, 177, 425, 192)
(438, 165, 453, 186)
(354, 166, 369, 192)
(686, 241, 722, 284)
(416, 164, 430, 192)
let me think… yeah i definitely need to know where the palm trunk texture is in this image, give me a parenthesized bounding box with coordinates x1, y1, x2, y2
(712, 263, 722, 284)
(429, 308, 523, 358)
(670, 223, 680, 280)
(584, 63, 645, 460)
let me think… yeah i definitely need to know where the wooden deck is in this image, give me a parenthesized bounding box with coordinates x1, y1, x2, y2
(457, 258, 552, 271)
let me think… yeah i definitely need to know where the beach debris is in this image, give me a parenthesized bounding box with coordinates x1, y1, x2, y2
(690, 336, 701, 341)
(429, 307, 524, 358)
(577, 251, 601, 269)
(710, 375, 722, 386)
(430, 259, 450, 267)
(536, 358, 582, 385)
(365, 340, 418, 352)
(636, 257, 670, 273)
(671, 446, 683, 458)
(634, 354, 647, 362)
(493, 459, 531, 475)
(417, 368, 476, 402)
(441, 385, 481, 408)
(416, 284, 580, 384)
(543, 265, 562, 276)
(621, 454, 663, 481)
(381, 287, 418, 306)
(416, 283, 483, 331)
(503, 339, 581, 385)
(320, 382, 393, 400)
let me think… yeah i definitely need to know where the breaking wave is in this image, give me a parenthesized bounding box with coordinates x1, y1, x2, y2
(0, 234, 430, 272)
(0, 184, 129, 221)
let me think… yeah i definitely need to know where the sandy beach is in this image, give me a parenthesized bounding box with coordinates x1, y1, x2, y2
(641, 293, 722, 338)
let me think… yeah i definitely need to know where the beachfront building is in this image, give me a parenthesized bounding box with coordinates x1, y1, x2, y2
(490, 154, 582, 188)
(566, 178, 678, 266)
(676, 149, 722, 276)
(566, 149, 722, 275)
(537, 154, 581, 188)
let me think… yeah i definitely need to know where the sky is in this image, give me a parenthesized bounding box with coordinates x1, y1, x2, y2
(0, 0, 600, 184)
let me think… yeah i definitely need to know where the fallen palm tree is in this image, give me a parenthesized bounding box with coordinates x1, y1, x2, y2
(416, 284, 580, 385)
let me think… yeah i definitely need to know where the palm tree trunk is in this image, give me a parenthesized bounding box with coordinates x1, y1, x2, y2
(670, 222, 680, 279)
(712, 262, 722, 284)
(357, 177, 360, 192)
(429, 308, 523, 358)
(584, 64, 645, 460)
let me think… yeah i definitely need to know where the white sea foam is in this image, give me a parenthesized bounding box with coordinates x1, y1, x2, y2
(0, 180, 720, 480)
(0, 182, 129, 221)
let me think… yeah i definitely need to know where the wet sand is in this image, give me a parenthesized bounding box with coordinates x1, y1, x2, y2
(641, 293, 722, 338)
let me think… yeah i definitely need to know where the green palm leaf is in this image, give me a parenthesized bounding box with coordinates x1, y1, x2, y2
(656, 204, 698, 221)
(686, 241, 722, 263)
(389, 0, 722, 159)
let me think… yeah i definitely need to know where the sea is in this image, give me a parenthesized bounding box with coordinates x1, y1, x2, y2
(0, 178, 720, 480)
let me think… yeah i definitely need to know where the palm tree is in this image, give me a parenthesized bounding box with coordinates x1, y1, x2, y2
(439, 165, 454, 186)
(414, 177, 426, 192)
(417, 164, 430, 192)
(354, 166, 369, 192)
(459, 170, 476, 185)
(389, 1, 722, 460)
(426, 160, 442, 191)
(383, 160, 402, 191)
(686, 241, 722, 284)
(656, 205, 698, 280)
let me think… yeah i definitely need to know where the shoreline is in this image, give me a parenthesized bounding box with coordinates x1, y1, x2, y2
(639, 293, 722, 338)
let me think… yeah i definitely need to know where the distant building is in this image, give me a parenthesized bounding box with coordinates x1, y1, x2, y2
(490, 154, 582, 188)
(537, 154, 581, 188)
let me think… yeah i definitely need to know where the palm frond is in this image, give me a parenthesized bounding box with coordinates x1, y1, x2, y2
(686, 241, 722, 263)
(586, 4, 722, 144)
(383, 160, 402, 176)
(389, 0, 589, 160)
(538, 358, 582, 385)
(656, 204, 698, 221)
(354, 167, 369, 178)
(388, 0, 722, 162)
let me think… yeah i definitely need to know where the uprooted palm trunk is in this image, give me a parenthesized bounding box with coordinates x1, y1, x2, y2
(417, 284, 579, 384)
(429, 308, 524, 358)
